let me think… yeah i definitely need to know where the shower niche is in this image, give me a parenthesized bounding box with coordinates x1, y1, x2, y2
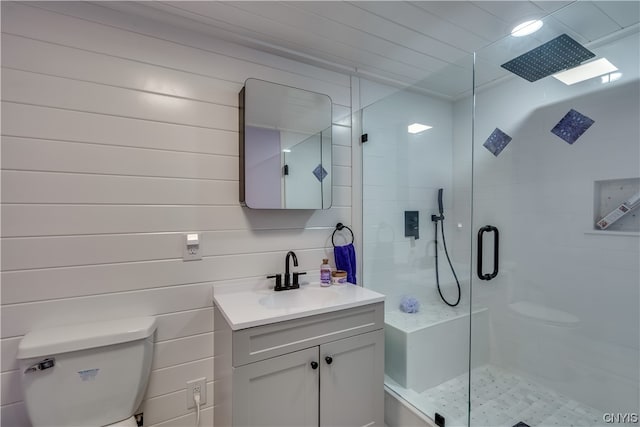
(593, 177, 640, 233)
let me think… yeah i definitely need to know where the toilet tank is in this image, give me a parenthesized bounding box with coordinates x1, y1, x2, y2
(17, 317, 157, 427)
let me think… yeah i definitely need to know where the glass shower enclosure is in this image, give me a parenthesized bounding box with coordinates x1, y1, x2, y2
(361, 3, 639, 426)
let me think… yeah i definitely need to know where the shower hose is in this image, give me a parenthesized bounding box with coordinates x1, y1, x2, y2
(434, 219, 461, 307)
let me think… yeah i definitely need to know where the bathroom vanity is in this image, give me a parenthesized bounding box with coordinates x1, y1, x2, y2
(213, 282, 385, 427)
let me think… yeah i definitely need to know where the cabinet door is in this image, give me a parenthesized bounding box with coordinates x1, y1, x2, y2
(320, 329, 384, 427)
(233, 346, 319, 427)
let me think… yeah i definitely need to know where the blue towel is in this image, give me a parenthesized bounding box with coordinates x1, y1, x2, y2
(400, 296, 420, 313)
(334, 243, 357, 284)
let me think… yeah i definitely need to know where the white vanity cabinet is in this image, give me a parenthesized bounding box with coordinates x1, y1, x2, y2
(226, 302, 384, 427)
(318, 330, 384, 427)
(233, 346, 319, 427)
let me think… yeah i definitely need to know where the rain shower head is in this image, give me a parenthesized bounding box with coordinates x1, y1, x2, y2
(501, 34, 595, 82)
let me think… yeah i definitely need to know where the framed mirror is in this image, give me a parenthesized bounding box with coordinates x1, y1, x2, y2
(239, 78, 332, 209)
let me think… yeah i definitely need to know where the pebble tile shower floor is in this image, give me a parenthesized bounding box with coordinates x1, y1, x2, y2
(386, 365, 615, 427)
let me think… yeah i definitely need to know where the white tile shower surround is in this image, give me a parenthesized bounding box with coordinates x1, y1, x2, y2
(452, 32, 639, 416)
(386, 365, 619, 427)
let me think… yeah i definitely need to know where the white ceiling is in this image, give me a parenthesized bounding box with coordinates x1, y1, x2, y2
(102, 1, 640, 99)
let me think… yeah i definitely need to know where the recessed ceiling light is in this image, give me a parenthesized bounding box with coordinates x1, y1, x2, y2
(408, 123, 432, 134)
(553, 58, 618, 85)
(511, 20, 543, 37)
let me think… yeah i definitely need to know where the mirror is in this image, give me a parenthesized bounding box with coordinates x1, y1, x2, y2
(239, 78, 332, 209)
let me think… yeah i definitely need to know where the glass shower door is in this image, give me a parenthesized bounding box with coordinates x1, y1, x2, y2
(361, 54, 475, 426)
(470, 4, 640, 426)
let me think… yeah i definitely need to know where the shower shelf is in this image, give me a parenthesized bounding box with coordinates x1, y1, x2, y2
(593, 178, 640, 233)
(584, 230, 639, 237)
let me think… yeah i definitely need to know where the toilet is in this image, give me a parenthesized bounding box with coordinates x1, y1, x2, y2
(17, 317, 157, 427)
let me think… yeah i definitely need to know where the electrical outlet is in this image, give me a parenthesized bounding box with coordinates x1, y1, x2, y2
(183, 233, 202, 261)
(186, 377, 206, 409)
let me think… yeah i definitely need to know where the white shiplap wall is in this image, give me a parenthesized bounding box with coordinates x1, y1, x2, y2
(0, 2, 353, 426)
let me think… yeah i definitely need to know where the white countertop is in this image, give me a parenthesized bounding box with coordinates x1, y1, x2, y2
(213, 280, 385, 330)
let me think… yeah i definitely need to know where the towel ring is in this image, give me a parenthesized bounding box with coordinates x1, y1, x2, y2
(332, 223, 354, 247)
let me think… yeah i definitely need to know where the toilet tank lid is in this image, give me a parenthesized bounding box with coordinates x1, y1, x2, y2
(17, 317, 157, 359)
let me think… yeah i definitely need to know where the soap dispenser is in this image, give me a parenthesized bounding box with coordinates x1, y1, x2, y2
(320, 259, 332, 286)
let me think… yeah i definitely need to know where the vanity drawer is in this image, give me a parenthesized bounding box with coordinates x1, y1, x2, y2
(232, 302, 384, 366)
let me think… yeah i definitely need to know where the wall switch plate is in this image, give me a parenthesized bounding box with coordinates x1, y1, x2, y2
(183, 233, 202, 261)
(186, 377, 206, 409)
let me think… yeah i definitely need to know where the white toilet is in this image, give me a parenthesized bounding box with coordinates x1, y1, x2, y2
(17, 317, 157, 427)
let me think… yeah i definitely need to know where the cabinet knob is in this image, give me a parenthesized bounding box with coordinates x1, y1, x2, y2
(310, 361, 318, 369)
(325, 356, 333, 365)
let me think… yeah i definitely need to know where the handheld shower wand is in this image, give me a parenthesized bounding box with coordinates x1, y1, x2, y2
(432, 188, 461, 307)
(431, 188, 445, 222)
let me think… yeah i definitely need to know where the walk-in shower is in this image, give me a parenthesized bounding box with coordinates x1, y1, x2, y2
(362, 2, 639, 426)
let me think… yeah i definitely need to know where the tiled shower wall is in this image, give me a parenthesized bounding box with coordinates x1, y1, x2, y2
(454, 31, 640, 414)
(361, 85, 463, 301)
(0, 2, 353, 425)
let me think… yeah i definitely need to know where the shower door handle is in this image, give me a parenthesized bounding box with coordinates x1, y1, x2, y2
(477, 225, 499, 281)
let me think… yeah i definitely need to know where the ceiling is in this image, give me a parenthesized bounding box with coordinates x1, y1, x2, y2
(102, 1, 640, 99)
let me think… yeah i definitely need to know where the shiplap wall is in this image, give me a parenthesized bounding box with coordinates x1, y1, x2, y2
(0, 2, 353, 426)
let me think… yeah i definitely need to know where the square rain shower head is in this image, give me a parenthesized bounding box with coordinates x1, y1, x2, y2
(501, 34, 595, 82)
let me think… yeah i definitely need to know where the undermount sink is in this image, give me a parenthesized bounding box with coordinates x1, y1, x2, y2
(259, 287, 340, 309)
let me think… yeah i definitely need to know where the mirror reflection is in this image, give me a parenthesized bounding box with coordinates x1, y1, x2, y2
(240, 78, 332, 209)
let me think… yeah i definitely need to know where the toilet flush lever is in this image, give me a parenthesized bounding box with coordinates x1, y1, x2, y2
(24, 357, 55, 374)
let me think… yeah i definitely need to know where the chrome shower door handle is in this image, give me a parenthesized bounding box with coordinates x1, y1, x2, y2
(477, 225, 499, 281)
